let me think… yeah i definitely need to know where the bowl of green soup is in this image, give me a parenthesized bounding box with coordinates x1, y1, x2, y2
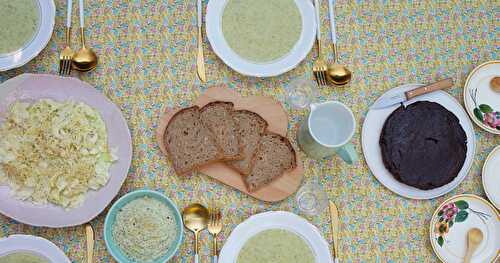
(206, 0, 316, 77)
(0, 235, 70, 263)
(219, 211, 333, 263)
(0, 0, 55, 71)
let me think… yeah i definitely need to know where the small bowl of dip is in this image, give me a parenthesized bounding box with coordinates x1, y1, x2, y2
(104, 190, 184, 263)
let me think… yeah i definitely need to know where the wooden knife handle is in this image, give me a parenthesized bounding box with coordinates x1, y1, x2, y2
(405, 78, 453, 100)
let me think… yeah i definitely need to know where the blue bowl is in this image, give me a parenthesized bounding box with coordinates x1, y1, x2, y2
(104, 190, 184, 263)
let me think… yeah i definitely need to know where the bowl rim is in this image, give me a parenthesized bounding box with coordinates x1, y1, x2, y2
(104, 189, 184, 263)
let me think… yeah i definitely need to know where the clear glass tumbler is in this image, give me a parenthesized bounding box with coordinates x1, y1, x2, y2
(284, 78, 319, 110)
(295, 178, 328, 216)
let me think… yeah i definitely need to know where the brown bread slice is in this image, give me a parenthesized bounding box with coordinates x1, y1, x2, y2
(228, 110, 268, 175)
(245, 132, 297, 192)
(200, 101, 242, 160)
(163, 106, 223, 175)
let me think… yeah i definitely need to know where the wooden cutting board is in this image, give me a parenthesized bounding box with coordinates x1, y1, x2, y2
(156, 86, 304, 202)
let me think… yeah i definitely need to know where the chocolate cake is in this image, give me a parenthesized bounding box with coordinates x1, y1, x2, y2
(379, 101, 467, 190)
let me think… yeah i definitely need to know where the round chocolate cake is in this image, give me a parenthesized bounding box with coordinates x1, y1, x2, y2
(379, 101, 467, 190)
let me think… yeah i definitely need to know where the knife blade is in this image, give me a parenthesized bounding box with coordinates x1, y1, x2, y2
(85, 224, 94, 263)
(370, 78, 453, 110)
(329, 201, 340, 263)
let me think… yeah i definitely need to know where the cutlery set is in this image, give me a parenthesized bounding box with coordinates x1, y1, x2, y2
(59, 0, 97, 76)
(313, 0, 351, 87)
(183, 203, 223, 262)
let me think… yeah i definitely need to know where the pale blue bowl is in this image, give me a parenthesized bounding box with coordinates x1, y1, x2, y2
(104, 190, 184, 263)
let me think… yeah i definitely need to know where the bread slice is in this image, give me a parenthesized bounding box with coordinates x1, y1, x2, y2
(200, 101, 242, 160)
(228, 110, 268, 175)
(163, 106, 223, 175)
(245, 132, 297, 192)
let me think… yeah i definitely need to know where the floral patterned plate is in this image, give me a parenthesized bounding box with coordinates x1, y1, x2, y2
(463, 60, 500, 135)
(482, 146, 500, 210)
(430, 194, 500, 263)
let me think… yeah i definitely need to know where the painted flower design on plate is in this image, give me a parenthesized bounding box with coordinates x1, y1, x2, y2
(470, 88, 500, 130)
(434, 200, 491, 247)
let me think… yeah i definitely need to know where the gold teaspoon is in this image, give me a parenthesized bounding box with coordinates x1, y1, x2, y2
(72, 0, 98, 72)
(328, 43, 352, 86)
(463, 228, 483, 263)
(326, 0, 351, 86)
(183, 203, 209, 263)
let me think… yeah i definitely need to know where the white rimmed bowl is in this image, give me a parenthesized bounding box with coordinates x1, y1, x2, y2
(206, 0, 316, 77)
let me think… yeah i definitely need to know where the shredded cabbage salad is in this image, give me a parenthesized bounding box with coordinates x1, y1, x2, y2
(0, 99, 117, 209)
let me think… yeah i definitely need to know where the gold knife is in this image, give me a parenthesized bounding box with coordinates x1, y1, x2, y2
(329, 201, 340, 263)
(85, 224, 94, 263)
(196, 0, 207, 82)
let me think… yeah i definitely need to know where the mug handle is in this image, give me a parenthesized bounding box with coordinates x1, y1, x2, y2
(335, 143, 358, 165)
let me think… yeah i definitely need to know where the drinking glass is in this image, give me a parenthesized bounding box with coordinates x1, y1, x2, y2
(284, 78, 319, 109)
(295, 178, 328, 216)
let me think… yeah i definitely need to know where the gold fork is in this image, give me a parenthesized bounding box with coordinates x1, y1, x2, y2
(207, 206, 222, 263)
(312, 0, 328, 86)
(59, 0, 74, 76)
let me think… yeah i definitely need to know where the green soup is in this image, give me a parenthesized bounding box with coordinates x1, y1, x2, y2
(237, 229, 315, 263)
(222, 0, 302, 63)
(0, 0, 40, 54)
(0, 252, 49, 263)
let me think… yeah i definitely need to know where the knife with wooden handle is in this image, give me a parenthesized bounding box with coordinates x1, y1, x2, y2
(370, 78, 453, 109)
(329, 201, 340, 263)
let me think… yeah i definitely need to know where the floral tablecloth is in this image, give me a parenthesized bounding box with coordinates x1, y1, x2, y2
(0, 0, 498, 262)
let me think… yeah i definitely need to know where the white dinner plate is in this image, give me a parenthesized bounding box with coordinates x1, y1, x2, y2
(429, 194, 500, 263)
(219, 211, 333, 263)
(0, 0, 55, 71)
(361, 84, 476, 199)
(0, 235, 70, 263)
(206, 0, 316, 77)
(482, 145, 500, 210)
(463, 61, 500, 135)
(0, 74, 132, 227)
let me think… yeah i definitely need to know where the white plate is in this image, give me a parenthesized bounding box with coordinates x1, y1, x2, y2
(0, 235, 70, 263)
(0, 74, 132, 227)
(206, 0, 316, 77)
(429, 194, 500, 263)
(361, 84, 476, 199)
(482, 146, 500, 210)
(463, 61, 500, 135)
(219, 211, 332, 263)
(0, 0, 55, 71)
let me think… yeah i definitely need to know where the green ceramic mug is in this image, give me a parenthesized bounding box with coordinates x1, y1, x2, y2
(297, 101, 358, 164)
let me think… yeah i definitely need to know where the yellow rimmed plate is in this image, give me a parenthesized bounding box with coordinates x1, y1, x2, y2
(463, 60, 500, 135)
(429, 194, 500, 263)
(482, 146, 500, 210)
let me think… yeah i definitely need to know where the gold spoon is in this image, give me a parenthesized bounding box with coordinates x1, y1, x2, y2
(183, 203, 209, 263)
(463, 228, 483, 263)
(326, 0, 352, 86)
(72, 0, 98, 72)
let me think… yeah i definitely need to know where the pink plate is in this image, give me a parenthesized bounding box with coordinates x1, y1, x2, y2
(0, 74, 132, 227)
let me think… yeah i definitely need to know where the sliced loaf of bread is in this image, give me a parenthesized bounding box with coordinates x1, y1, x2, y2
(228, 110, 268, 175)
(163, 106, 223, 175)
(245, 132, 297, 192)
(200, 101, 242, 160)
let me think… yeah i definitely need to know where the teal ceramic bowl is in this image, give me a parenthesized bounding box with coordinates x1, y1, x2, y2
(104, 190, 184, 263)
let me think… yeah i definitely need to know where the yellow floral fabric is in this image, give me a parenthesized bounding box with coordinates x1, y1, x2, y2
(0, 0, 498, 262)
